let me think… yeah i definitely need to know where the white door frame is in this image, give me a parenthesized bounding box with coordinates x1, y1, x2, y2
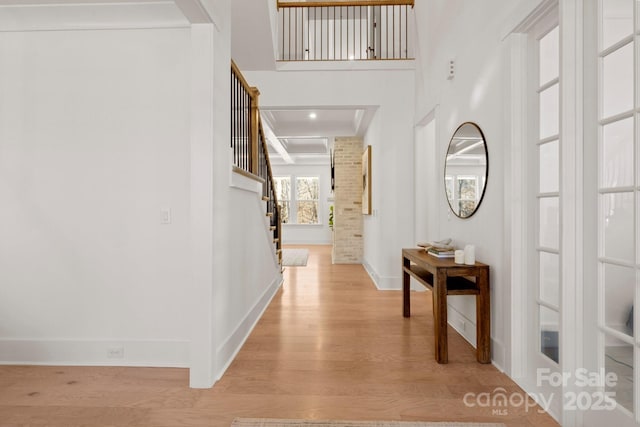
(415, 106, 440, 244)
(504, 0, 582, 425)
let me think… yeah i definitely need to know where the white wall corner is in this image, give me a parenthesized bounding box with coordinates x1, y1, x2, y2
(363, 260, 411, 291)
(196, 0, 226, 31)
(175, 0, 213, 24)
(215, 275, 283, 380)
(189, 22, 216, 389)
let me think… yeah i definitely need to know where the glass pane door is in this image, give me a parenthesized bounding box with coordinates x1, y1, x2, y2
(597, 0, 637, 417)
(536, 24, 561, 366)
(524, 13, 562, 419)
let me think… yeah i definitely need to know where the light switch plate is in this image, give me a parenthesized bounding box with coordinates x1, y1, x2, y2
(161, 208, 172, 224)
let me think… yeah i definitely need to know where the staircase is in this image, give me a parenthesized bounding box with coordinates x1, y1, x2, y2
(231, 60, 283, 266)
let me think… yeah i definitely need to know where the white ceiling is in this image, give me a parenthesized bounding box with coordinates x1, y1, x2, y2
(261, 108, 370, 138)
(0, 0, 210, 31)
(261, 107, 377, 164)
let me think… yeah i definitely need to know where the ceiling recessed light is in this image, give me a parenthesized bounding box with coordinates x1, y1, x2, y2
(308, 112, 317, 119)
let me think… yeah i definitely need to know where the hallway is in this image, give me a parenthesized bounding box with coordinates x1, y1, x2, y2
(0, 246, 559, 426)
(211, 245, 558, 426)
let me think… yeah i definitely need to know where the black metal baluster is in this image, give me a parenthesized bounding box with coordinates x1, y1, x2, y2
(393, 5, 396, 59)
(359, 6, 362, 59)
(405, 5, 409, 58)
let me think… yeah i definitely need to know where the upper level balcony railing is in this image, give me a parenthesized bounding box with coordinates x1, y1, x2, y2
(277, 0, 414, 61)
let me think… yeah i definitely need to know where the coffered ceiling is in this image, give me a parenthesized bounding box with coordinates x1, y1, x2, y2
(261, 107, 377, 164)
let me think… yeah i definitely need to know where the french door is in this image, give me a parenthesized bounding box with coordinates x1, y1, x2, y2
(525, 9, 564, 419)
(583, 0, 639, 425)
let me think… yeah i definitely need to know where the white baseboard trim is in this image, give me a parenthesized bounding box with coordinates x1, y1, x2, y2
(447, 306, 501, 369)
(0, 338, 189, 367)
(282, 240, 332, 245)
(363, 260, 420, 291)
(490, 338, 505, 372)
(215, 274, 283, 380)
(447, 305, 477, 348)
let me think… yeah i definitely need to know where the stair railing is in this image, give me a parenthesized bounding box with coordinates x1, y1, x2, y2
(277, 0, 414, 61)
(231, 60, 283, 263)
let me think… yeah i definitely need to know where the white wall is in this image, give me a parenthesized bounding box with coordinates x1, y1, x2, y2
(0, 1, 283, 389)
(244, 67, 415, 288)
(413, 0, 531, 370)
(0, 29, 192, 366)
(271, 163, 333, 245)
(216, 173, 282, 374)
(209, 0, 283, 384)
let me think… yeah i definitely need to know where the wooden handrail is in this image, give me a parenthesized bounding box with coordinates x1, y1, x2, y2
(278, 0, 414, 8)
(231, 60, 283, 264)
(231, 60, 258, 101)
(250, 87, 261, 176)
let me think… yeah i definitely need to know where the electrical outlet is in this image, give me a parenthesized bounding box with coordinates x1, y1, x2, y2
(107, 347, 124, 359)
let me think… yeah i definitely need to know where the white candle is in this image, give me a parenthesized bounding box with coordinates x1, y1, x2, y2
(454, 250, 464, 264)
(464, 245, 475, 265)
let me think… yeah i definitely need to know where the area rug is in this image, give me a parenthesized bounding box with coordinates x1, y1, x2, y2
(231, 419, 506, 427)
(282, 248, 309, 266)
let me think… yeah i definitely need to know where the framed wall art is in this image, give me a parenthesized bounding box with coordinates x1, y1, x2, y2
(362, 145, 372, 215)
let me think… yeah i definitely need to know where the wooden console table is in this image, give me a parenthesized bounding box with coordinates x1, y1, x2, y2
(402, 248, 490, 364)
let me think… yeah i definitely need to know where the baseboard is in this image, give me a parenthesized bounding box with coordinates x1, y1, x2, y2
(362, 260, 420, 291)
(447, 305, 477, 348)
(282, 239, 332, 245)
(0, 338, 189, 367)
(215, 274, 283, 380)
(490, 338, 505, 371)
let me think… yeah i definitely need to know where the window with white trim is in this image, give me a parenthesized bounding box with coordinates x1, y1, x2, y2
(273, 176, 291, 224)
(274, 175, 320, 225)
(295, 176, 319, 224)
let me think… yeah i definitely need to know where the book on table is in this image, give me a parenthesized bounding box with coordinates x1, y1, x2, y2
(427, 248, 455, 258)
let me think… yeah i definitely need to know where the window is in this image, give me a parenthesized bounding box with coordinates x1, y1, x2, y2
(456, 175, 478, 218)
(444, 175, 482, 218)
(295, 177, 319, 224)
(273, 175, 320, 225)
(273, 176, 291, 224)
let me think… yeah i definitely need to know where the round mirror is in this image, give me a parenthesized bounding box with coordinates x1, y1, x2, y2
(444, 122, 488, 218)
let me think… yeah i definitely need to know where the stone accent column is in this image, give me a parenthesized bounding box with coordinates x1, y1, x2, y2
(332, 137, 364, 264)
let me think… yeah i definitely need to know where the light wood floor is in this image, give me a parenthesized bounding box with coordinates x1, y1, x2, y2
(0, 245, 559, 427)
